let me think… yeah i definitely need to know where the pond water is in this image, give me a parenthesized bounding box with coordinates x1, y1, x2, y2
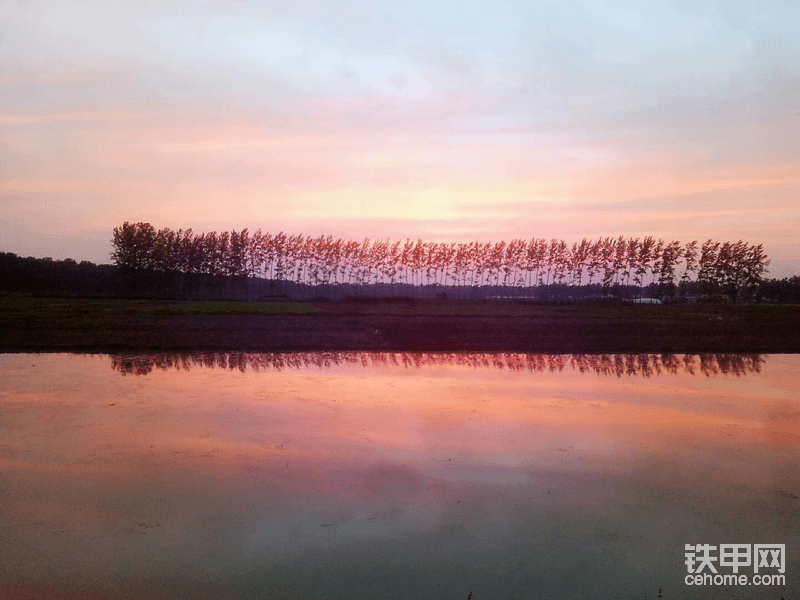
(0, 352, 798, 600)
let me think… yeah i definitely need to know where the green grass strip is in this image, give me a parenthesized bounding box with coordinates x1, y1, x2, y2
(152, 301, 316, 315)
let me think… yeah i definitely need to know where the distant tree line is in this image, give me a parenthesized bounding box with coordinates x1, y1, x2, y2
(0, 226, 785, 302)
(109, 221, 771, 301)
(756, 276, 800, 304)
(0, 252, 124, 296)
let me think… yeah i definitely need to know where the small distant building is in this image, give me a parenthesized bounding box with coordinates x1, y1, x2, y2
(633, 298, 662, 304)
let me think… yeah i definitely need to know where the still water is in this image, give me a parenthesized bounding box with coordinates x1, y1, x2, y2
(0, 352, 798, 600)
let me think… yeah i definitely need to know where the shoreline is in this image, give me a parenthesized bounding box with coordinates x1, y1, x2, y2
(2, 297, 799, 354)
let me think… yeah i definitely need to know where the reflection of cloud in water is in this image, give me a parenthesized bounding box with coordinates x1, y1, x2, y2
(109, 351, 764, 378)
(0, 352, 797, 600)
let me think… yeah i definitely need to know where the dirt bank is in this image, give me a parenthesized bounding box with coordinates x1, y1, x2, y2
(1, 297, 799, 354)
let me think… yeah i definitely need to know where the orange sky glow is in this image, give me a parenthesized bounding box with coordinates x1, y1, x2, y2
(1, 1, 798, 276)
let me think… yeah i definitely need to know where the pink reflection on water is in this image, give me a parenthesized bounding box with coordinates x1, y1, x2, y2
(0, 353, 798, 599)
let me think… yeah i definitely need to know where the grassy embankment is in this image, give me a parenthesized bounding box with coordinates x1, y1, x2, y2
(1, 293, 799, 354)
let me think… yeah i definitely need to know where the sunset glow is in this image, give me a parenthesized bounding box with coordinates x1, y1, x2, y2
(2, 1, 798, 275)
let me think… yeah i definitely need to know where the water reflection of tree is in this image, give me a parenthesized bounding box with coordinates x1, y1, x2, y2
(109, 352, 764, 378)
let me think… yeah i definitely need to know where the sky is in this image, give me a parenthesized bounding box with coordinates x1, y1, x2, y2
(2, 0, 799, 276)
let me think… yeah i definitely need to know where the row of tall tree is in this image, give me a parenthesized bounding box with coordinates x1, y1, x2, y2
(111, 222, 770, 299)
